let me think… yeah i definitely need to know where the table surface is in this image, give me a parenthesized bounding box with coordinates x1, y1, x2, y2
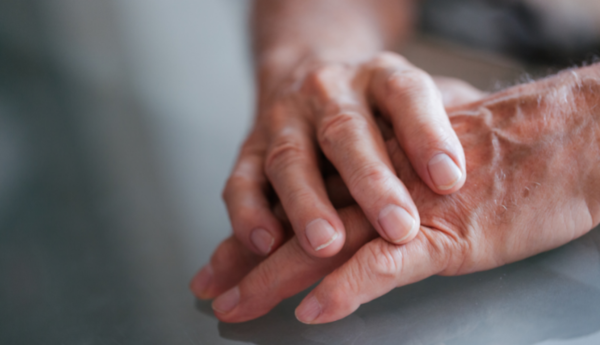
(1, 1, 600, 344)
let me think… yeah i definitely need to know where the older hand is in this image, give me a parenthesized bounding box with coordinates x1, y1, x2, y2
(194, 65, 600, 324)
(225, 52, 469, 259)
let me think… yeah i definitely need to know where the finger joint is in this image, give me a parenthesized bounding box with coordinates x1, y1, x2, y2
(385, 69, 434, 102)
(347, 163, 393, 195)
(264, 140, 305, 180)
(365, 241, 404, 278)
(318, 112, 367, 151)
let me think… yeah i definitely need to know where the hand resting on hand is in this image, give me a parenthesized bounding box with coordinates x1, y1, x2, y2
(191, 64, 600, 324)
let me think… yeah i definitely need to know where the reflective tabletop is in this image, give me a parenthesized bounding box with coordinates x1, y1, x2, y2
(1, 1, 600, 344)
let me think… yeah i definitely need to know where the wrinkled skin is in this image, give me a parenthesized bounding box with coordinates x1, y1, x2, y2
(226, 53, 469, 260)
(192, 65, 600, 324)
(232, 0, 470, 260)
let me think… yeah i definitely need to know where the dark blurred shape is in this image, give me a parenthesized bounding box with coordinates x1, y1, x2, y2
(421, 0, 600, 66)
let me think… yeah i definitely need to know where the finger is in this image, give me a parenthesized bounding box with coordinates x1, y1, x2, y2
(190, 236, 263, 300)
(432, 76, 486, 108)
(264, 103, 345, 257)
(295, 228, 455, 324)
(211, 207, 377, 323)
(223, 131, 285, 256)
(370, 53, 467, 195)
(307, 65, 420, 245)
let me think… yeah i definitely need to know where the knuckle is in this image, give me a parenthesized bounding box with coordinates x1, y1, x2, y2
(446, 243, 469, 276)
(264, 139, 304, 178)
(347, 163, 392, 193)
(371, 52, 409, 67)
(304, 65, 342, 89)
(318, 112, 367, 149)
(301, 64, 349, 100)
(428, 230, 469, 276)
(221, 164, 263, 203)
(222, 174, 246, 204)
(385, 69, 434, 100)
(364, 241, 403, 278)
(283, 186, 316, 212)
(223, 135, 268, 204)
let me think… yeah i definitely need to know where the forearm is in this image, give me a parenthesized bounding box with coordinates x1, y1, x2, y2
(252, 0, 415, 90)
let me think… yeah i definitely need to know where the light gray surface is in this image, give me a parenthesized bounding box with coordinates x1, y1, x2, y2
(1, 1, 600, 344)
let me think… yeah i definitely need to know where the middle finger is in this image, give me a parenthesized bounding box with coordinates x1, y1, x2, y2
(308, 65, 421, 245)
(263, 102, 346, 257)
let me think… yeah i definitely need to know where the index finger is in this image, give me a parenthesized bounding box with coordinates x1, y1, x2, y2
(223, 131, 286, 256)
(210, 206, 376, 323)
(295, 229, 454, 324)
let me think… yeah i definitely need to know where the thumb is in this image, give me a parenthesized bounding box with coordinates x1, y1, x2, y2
(295, 228, 455, 324)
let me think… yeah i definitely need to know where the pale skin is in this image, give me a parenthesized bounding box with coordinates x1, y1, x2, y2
(224, 0, 468, 259)
(192, 64, 600, 324)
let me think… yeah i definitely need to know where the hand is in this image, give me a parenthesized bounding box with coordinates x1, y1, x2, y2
(192, 65, 600, 323)
(224, 52, 468, 260)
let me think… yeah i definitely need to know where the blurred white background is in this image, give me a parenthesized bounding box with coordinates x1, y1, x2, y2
(112, 0, 254, 268)
(38, 0, 254, 270)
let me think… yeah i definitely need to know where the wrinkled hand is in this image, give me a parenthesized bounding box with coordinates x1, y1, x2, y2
(194, 65, 600, 324)
(224, 52, 469, 259)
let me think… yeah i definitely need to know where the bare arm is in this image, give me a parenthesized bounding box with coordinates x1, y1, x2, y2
(252, 0, 415, 93)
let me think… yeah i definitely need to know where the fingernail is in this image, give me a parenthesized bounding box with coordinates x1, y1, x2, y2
(295, 295, 322, 324)
(378, 205, 417, 243)
(250, 228, 275, 255)
(428, 153, 462, 191)
(212, 286, 240, 314)
(190, 264, 213, 298)
(305, 219, 338, 251)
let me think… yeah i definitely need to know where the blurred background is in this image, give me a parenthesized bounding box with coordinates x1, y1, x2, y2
(1, 0, 600, 344)
(0, 1, 253, 343)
